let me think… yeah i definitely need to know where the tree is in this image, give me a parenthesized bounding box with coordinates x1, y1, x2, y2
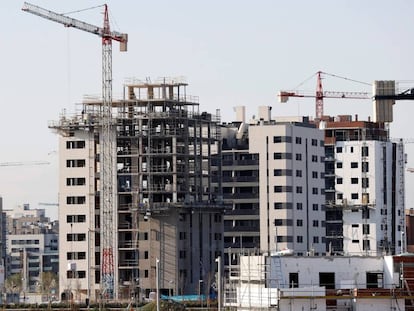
(5, 273, 22, 303)
(41, 272, 58, 303)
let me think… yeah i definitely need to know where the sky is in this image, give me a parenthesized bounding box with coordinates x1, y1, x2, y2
(1, 0, 414, 220)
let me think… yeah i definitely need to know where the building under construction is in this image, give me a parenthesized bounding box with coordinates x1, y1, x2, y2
(50, 78, 224, 302)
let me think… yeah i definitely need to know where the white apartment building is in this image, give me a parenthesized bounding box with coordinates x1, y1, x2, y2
(322, 116, 405, 256)
(249, 108, 326, 256)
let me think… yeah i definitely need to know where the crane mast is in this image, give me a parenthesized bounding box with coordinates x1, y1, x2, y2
(22, 2, 128, 300)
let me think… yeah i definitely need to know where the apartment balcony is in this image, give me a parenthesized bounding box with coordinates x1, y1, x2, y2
(119, 241, 138, 249)
(326, 231, 343, 238)
(223, 193, 259, 200)
(224, 226, 259, 233)
(119, 259, 139, 268)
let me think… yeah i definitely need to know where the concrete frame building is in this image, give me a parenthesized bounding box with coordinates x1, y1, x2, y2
(320, 115, 405, 255)
(248, 108, 326, 256)
(50, 79, 224, 302)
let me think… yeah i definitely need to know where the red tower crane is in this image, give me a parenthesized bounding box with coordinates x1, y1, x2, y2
(22, 2, 128, 299)
(278, 71, 371, 119)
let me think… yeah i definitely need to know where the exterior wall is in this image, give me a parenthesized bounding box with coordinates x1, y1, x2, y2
(270, 256, 396, 289)
(249, 119, 326, 256)
(233, 255, 402, 310)
(335, 140, 405, 255)
(58, 130, 96, 301)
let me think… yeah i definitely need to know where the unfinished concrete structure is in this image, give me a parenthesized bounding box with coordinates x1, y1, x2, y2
(50, 79, 224, 302)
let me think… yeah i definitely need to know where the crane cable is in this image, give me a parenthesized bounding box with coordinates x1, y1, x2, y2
(62, 5, 104, 16)
(293, 71, 371, 91)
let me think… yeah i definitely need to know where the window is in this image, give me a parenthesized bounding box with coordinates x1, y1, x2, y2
(67, 215, 86, 223)
(66, 177, 86, 186)
(274, 202, 293, 209)
(363, 224, 370, 235)
(296, 170, 302, 177)
(295, 137, 302, 144)
(179, 250, 186, 259)
(67, 196, 86, 205)
(312, 171, 318, 178)
(312, 155, 318, 162)
(337, 193, 343, 200)
(337, 178, 343, 184)
(362, 162, 369, 173)
(66, 159, 86, 168)
(296, 236, 303, 243)
(273, 136, 292, 143)
(352, 239, 359, 243)
(352, 224, 359, 228)
(66, 140, 86, 149)
(351, 178, 358, 184)
(296, 203, 303, 210)
(350, 147, 354, 153)
(297, 219, 303, 226)
(66, 233, 86, 242)
(313, 236, 319, 243)
(179, 232, 186, 240)
(362, 208, 370, 219)
(362, 146, 369, 157)
(313, 220, 319, 227)
(274, 186, 292, 193)
(296, 186, 302, 193)
(275, 219, 293, 226)
(363, 239, 370, 250)
(320, 140, 324, 147)
(289, 272, 299, 288)
(273, 136, 282, 143)
(362, 178, 369, 188)
(312, 139, 318, 146)
(67, 252, 86, 260)
(351, 162, 358, 168)
(144, 251, 149, 259)
(296, 153, 302, 161)
(312, 188, 318, 194)
(336, 146, 343, 153)
(312, 204, 318, 211)
(336, 162, 343, 169)
(351, 193, 359, 200)
(274, 152, 292, 159)
(274, 169, 292, 176)
(144, 270, 149, 278)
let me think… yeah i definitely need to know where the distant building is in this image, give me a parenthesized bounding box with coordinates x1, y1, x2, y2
(4, 204, 58, 293)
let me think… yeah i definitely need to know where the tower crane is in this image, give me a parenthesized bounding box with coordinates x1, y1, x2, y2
(278, 71, 371, 119)
(22, 2, 128, 299)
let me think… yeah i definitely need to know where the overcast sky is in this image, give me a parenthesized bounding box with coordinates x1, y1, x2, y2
(1, 0, 414, 220)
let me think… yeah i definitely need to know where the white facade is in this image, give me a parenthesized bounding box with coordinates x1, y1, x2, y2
(249, 114, 326, 256)
(230, 255, 405, 311)
(335, 140, 405, 255)
(58, 130, 96, 302)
